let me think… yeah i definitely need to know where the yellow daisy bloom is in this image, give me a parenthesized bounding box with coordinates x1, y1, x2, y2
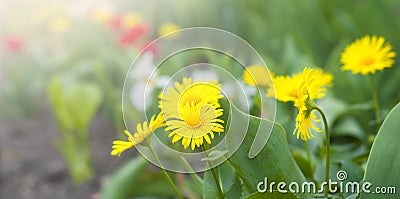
(292, 68, 328, 141)
(266, 68, 331, 141)
(159, 78, 223, 119)
(111, 113, 165, 156)
(267, 68, 332, 102)
(242, 65, 273, 87)
(293, 88, 322, 141)
(166, 103, 224, 150)
(158, 23, 181, 38)
(341, 35, 396, 75)
(267, 73, 303, 102)
(159, 78, 224, 150)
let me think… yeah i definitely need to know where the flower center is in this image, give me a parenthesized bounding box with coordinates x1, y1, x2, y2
(184, 114, 202, 127)
(360, 56, 375, 66)
(180, 103, 203, 128)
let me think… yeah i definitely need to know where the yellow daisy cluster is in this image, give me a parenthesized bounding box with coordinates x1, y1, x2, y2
(111, 77, 225, 156)
(341, 35, 396, 75)
(159, 78, 224, 150)
(244, 66, 333, 141)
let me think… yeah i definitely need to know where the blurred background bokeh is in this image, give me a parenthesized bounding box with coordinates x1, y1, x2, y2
(1, 0, 400, 198)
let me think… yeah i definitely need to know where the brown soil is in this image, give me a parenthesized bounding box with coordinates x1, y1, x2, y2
(0, 106, 130, 199)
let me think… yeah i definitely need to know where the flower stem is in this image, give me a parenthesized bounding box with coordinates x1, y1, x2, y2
(368, 74, 381, 126)
(313, 106, 330, 199)
(304, 141, 313, 174)
(180, 156, 203, 186)
(149, 145, 184, 199)
(202, 145, 224, 199)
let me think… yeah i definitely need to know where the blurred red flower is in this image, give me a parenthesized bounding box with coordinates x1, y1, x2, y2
(3, 36, 23, 53)
(141, 41, 159, 56)
(118, 24, 149, 47)
(109, 15, 122, 30)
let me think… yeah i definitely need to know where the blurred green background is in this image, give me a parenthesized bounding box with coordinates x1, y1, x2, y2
(1, 0, 399, 198)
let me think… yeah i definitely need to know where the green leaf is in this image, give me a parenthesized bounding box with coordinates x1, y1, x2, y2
(47, 76, 103, 132)
(243, 191, 298, 199)
(292, 148, 314, 179)
(65, 82, 103, 132)
(47, 76, 74, 131)
(360, 102, 400, 199)
(227, 105, 306, 197)
(202, 162, 242, 199)
(101, 156, 148, 199)
(101, 156, 180, 198)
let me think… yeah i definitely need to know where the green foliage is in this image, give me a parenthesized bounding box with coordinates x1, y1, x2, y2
(360, 102, 400, 199)
(202, 162, 241, 199)
(227, 105, 307, 198)
(244, 191, 298, 199)
(47, 76, 103, 132)
(102, 156, 150, 199)
(47, 76, 103, 184)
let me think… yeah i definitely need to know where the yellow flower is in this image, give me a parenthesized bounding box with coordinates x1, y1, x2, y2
(266, 68, 331, 141)
(122, 13, 141, 28)
(292, 68, 328, 141)
(267, 73, 303, 102)
(92, 9, 113, 23)
(158, 23, 181, 38)
(341, 35, 396, 75)
(111, 113, 165, 156)
(166, 103, 224, 150)
(267, 68, 332, 102)
(293, 98, 322, 141)
(159, 78, 224, 150)
(159, 78, 223, 119)
(242, 65, 273, 87)
(293, 87, 322, 141)
(49, 16, 70, 33)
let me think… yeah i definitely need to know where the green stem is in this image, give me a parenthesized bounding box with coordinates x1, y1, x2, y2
(180, 156, 203, 186)
(313, 106, 330, 199)
(304, 141, 313, 174)
(202, 145, 224, 199)
(149, 146, 184, 199)
(368, 74, 381, 126)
